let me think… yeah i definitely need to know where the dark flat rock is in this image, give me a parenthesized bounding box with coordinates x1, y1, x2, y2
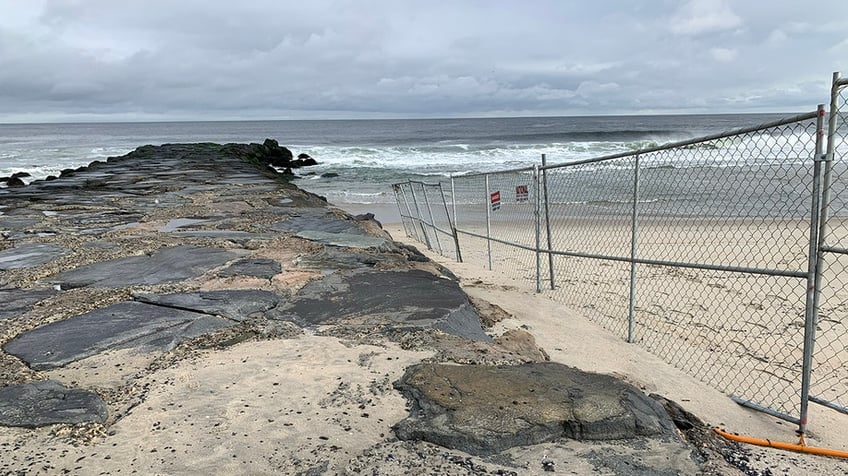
(295, 249, 404, 270)
(51, 245, 239, 288)
(134, 290, 284, 321)
(0, 216, 41, 231)
(0, 287, 58, 320)
(393, 362, 677, 456)
(295, 230, 388, 250)
(3, 301, 236, 370)
(0, 380, 108, 428)
(0, 243, 68, 270)
(282, 270, 490, 342)
(171, 230, 275, 241)
(270, 211, 365, 235)
(218, 258, 282, 279)
(159, 217, 211, 232)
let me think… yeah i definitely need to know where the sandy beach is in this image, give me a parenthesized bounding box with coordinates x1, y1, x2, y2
(378, 190, 848, 421)
(378, 213, 848, 474)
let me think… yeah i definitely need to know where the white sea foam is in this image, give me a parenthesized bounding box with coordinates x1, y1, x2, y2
(0, 116, 816, 212)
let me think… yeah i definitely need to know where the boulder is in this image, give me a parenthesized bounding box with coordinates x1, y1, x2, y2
(292, 153, 318, 167)
(6, 176, 25, 187)
(261, 138, 293, 167)
(263, 138, 280, 149)
(10, 172, 31, 179)
(393, 362, 677, 455)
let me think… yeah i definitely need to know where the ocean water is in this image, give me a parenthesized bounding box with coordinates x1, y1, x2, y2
(0, 114, 812, 210)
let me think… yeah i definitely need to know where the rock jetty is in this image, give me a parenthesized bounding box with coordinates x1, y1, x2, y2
(0, 141, 731, 474)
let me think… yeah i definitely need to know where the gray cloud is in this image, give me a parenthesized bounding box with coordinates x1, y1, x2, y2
(0, 0, 846, 122)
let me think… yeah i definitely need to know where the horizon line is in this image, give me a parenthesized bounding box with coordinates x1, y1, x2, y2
(0, 110, 805, 127)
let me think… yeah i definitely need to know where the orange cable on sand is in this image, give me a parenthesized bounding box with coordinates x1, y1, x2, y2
(714, 427, 848, 459)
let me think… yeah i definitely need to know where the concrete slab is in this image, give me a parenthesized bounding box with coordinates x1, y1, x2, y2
(0, 380, 108, 428)
(393, 362, 678, 455)
(3, 301, 236, 370)
(51, 245, 239, 288)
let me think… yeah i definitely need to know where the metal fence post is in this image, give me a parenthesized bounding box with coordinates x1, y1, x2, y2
(398, 183, 420, 242)
(627, 155, 641, 344)
(392, 184, 410, 238)
(421, 184, 443, 254)
(439, 184, 462, 262)
(542, 154, 555, 290)
(485, 173, 493, 270)
(449, 175, 462, 262)
(819, 72, 842, 241)
(798, 104, 827, 438)
(408, 180, 432, 250)
(808, 74, 848, 415)
(534, 165, 542, 293)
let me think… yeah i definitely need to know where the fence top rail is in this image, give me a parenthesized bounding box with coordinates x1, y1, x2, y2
(448, 165, 537, 180)
(392, 179, 442, 187)
(540, 109, 820, 171)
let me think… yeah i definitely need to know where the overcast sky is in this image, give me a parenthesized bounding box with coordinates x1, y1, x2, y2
(0, 0, 846, 123)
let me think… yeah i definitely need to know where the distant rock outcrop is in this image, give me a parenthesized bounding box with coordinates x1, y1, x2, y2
(5, 176, 25, 187)
(260, 138, 294, 167)
(293, 153, 318, 167)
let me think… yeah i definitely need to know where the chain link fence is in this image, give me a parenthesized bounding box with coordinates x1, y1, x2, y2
(394, 73, 848, 437)
(813, 73, 848, 416)
(393, 180, 460, 261)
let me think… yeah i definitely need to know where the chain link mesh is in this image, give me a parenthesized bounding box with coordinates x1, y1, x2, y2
(543, 158, 637, 340)
(393, 110, 834, 423)
(815, 80, 848, 414)
(393, 181, 459, 260)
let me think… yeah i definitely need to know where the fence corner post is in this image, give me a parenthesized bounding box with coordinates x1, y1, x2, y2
(798, 104, 827, 437)
(627, 155, 641, 344)
(485, 173, 493, 271)
(534, 164, 542, 293)
(541, 154, 556, 290)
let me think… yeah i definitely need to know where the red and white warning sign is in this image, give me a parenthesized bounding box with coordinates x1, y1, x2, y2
(516, 185, 529, 202)
(490, 191, 501, 211)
